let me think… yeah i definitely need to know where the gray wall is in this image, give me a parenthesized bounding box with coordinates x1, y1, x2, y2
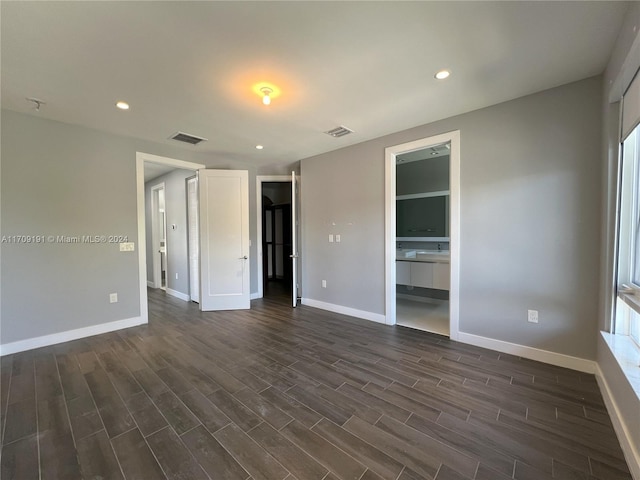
(1, 109, 274, 345)
(301, 76, 603, 360)
(145, 169, 194, 296)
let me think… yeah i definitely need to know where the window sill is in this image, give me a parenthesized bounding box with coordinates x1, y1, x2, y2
(600, 331, 640, 399)
(620, 290, 640, 317)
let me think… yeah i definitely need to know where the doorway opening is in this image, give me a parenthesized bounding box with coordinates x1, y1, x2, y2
(261, 181, 292, 300)
(396, 145, 450, 334)
(136, 153, 205, 323)
(385, 131, 460, 339)
(150, 183, 167, 291)
(256, 175, 293, 301)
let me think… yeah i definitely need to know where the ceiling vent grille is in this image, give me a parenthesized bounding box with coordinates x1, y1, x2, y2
(324, 125, 354, 138)
(169, 131, 208, 145)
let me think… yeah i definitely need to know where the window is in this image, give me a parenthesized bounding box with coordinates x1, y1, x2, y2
(617, 91, 640, 346)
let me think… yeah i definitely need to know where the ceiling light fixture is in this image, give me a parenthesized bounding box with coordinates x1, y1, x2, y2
(256, 145, 264, 150)
(116, 101, 130, 110)
(260, 87, 273, 105)
(434, 69, 451, 80)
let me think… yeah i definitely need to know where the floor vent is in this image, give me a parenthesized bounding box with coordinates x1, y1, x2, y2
(169, 131, 208, 145)
(324, 125, 354, 138)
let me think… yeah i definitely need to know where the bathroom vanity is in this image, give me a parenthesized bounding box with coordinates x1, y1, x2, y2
(396, 249, 450, 291)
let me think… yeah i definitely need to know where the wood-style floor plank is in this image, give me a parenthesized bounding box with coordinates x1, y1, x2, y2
(0, 287, 633, 480)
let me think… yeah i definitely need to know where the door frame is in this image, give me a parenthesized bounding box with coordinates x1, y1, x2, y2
(255, 175, 292, 299)
(136, 152, 205, 324)
(186, 176, 200, 303)
(384, 131, 461, 339)
(150, 182, 166, 290)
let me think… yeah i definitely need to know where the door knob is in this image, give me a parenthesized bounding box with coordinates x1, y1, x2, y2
(239, 256, 248, 260)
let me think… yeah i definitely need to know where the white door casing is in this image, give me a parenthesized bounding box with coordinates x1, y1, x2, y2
(198, 169, 250, 311)
(187, 176, 200, 303)
(291, 171, 300, 307)
(150, 183, 166, 290)
(385, 131, 460, 339)
(136, 152, 206, 324)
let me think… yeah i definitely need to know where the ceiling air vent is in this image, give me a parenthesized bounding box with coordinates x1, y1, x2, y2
(324, 125, 354, 138)
(169, 131, 208, 145)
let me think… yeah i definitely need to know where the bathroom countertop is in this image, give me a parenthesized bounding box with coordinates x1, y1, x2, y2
(396, 249, 450, 263)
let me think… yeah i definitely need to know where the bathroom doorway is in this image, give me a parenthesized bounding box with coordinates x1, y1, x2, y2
(395, 145, 450, 334)
(385, 131, 460, 339)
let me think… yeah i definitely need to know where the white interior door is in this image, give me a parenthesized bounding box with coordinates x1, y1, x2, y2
(187, 176, 200, 303)
(198, 169, 250, 311)
(291, 171, 300, 307)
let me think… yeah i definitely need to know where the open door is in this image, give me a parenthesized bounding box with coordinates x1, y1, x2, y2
(291, 171, 301, 307)
(198, 169, 250, 311)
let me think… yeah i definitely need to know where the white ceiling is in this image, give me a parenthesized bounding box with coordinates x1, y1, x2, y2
(1, 1, 629, 169)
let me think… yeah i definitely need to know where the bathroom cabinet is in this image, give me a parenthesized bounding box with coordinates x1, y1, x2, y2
(396, 260, 449, 291)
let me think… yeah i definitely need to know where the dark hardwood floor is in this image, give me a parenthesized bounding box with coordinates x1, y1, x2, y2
(1, 288, 633, 479)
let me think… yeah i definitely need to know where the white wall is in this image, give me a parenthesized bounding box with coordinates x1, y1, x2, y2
(301, 76, 603, 361)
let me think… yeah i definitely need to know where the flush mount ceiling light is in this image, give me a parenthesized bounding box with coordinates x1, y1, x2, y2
(260, 87, 273, 105)
(252, 83, 281, 106)
(115, 101, 130, 110)
(256, 145, 264, 150)
(434, 69, 451, 80)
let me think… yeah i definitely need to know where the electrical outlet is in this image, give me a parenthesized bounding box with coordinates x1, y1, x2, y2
(175, 273, 178, 280)
(527, 309, 539, 323)
(109, 293, 118, 303)
(322, 280, 327, 288)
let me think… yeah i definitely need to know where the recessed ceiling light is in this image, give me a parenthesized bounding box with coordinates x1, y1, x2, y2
(116, 101, 130, 110)
(256, 145, 264, 150)
(434, 70, 451, 80)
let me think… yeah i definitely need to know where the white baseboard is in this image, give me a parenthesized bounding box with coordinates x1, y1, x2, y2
(595, 363, 640, 480)
(147, 281, 154, 288)
(457, 332, 596, 374)
(251, 292, 261, 300)
(301, 298, 386, 324)
(166, 288, 190, 302)
(0, 316, 147, 356)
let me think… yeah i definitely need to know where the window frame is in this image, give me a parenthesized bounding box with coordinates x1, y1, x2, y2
(616, 122, 640, 347)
